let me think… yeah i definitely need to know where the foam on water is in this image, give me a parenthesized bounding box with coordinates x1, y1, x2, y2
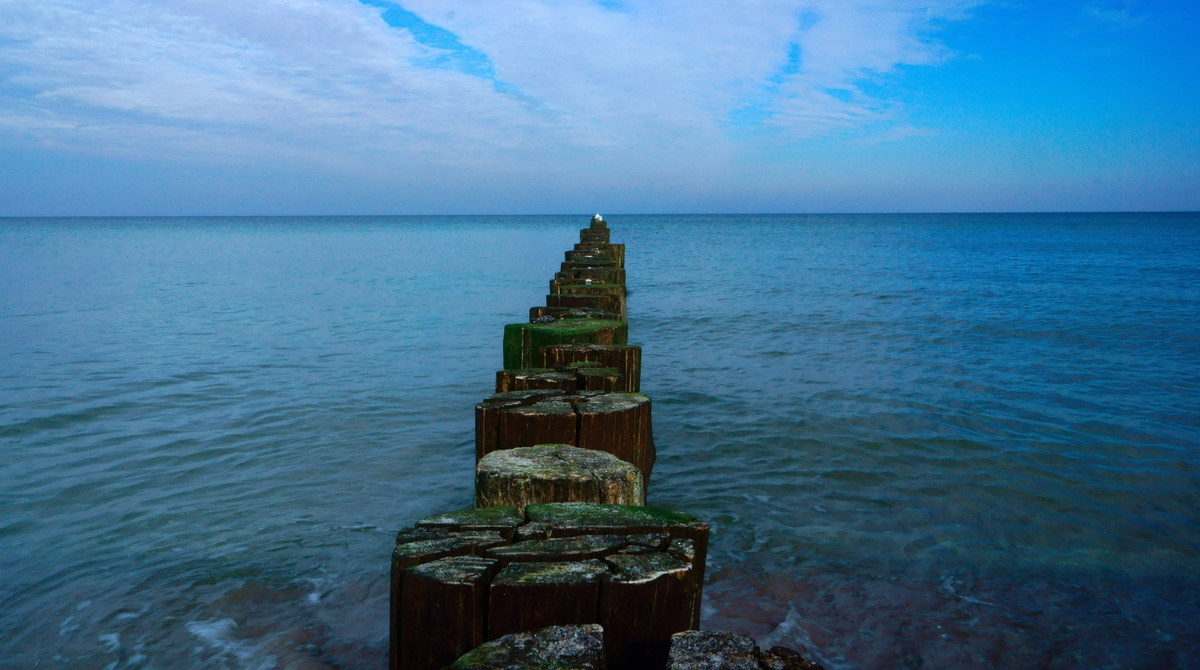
(186, 618, 278, 670)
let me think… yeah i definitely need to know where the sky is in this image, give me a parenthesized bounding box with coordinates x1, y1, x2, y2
(0, 0, 1197, 215)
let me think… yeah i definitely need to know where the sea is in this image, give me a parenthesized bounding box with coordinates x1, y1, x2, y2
(1, 213, 1197, 669)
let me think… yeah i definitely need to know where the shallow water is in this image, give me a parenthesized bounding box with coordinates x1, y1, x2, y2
(2, 214, 1198, 668)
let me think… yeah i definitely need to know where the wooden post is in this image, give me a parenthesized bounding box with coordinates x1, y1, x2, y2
(487, 560, 608, 639)
(529, 306, 621, 321)
(497, 396, 578, 450)
(389, 529, 508, 670)
(667, 632, 759, 670)
(502, 319, 628, 370)
(415, 506, 525, 540)
(494, 368, 577, 393)
(600, 552, 697, 670)
(554, 266, 626, 285)
(667, 631, 826, 670)
(474, 390, 565, 462)
(391, 503, 709, 670)
(523, 503, 709, 587)
(544, 293, 626, 320)
(399, 556, 497, 670)
(572, 365, 624, 392)
(576, 392, 655, 483)
(445, 625, 606, 669)
(475, 445, 644, 511)
(475, 391, 655, 483)
(495, 363, 624, 394)
(537, 344, 642, 392)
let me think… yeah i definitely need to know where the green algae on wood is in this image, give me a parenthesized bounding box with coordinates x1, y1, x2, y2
(445, 624, 606, 670)
(489, 560, 608, 640)
(525, 502, 698, 527)
(503, 319, 628, 370)
(523, 503, 709, 587)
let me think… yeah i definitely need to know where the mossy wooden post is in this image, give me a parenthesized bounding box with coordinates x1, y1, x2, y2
(554, 265, 626, 285)
(502, 319, 628, 370)
(474, 390, 564, 462)
(550, 280, 627, 297)
(475, 445, 645, 511)
(523, 503, 710, 589)
(415, 506, 526, 540)
(572, 365, 624, 392)
(475, 391, 655, 482)
(529, 306, 620, 321)
(497, 395, 577, 450)
(391, 503, 709, 670)
(667, 632, 759, 670)
(446, 625, 606, 669)
(494, 368, 577, 393)
(545, 293, 626, 320)
(496, 363, 624, 394)
(576, 392, 655, 483)
(399, 556, 497, 670)
(600, 552, 698, 670)
(487, 560, 608, 639)
(538, 344, 642, 392)
(389, 528, 509, 670)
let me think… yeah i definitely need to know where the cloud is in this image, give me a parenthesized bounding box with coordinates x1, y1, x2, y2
(0, 0, 979, 177)
(1082, 2, 1146, 30)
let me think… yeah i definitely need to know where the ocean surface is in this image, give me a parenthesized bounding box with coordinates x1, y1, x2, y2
(1, 213, 1198, 669)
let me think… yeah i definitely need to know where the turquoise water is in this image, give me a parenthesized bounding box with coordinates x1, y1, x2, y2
(2, 214, 1198, 668)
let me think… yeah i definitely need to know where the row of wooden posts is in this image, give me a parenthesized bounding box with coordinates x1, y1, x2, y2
(387, 215, 711, 669)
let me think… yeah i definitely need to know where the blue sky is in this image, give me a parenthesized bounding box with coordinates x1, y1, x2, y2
(0, 0, 1196, 215)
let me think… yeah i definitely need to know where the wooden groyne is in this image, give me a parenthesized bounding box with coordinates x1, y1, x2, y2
(388, 216, 822, 670)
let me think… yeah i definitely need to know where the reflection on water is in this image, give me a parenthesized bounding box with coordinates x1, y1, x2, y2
(1, 214, 1198, 668)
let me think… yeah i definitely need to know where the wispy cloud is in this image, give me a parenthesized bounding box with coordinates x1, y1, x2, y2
(1083, 2, 1146, 30)
(0, 0, 978, 175)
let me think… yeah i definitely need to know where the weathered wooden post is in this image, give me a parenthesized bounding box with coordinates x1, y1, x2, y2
(475, 444, 645, 510)
(502, 319, 628, 370)
(538, 343, 642, 392)
(390, 503, 709, 670)
(445, 625, 607, 669)
(475, 391, 655, 482)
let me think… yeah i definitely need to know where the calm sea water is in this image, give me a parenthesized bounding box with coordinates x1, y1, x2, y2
(1, 214, 1198, 669)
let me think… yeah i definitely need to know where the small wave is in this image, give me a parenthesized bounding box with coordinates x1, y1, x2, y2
(185, 619, 278, 670)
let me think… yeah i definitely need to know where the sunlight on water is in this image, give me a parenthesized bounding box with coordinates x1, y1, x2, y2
(1, 214, 1198, 667)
